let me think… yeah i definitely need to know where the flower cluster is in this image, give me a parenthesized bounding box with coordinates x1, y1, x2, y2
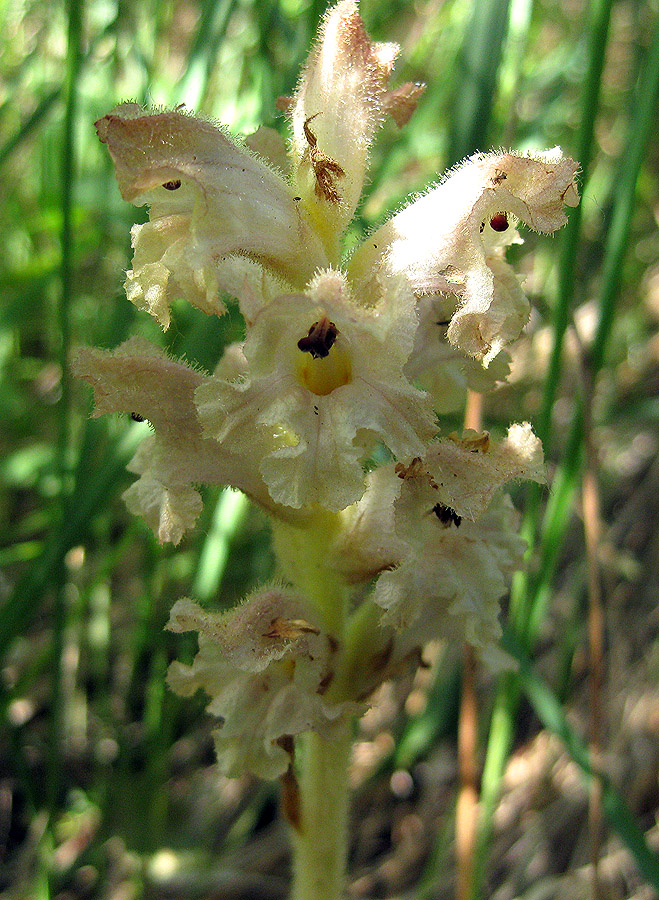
(75, 1, 578, 780)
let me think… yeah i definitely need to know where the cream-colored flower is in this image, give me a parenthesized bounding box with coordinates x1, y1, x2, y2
(96, 104, 329, 329)
(338, 422, 544, 577)
(195, 269, 436, 510)
(72, 338, 300, 542)
(348, 150, 579, 362)
(166, 590, 355, 779)
(335, 425, 544, 666)
(377, 494, 526, 670)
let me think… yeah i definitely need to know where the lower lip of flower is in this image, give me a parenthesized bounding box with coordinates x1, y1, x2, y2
(296, 346, 352, 396)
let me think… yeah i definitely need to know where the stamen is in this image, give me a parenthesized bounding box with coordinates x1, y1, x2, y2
(297, 317, 338, 359)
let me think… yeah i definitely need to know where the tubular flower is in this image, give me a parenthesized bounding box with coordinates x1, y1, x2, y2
(71, 338, 300, 542)
(166, 590, 357, 779)
(335, 425, 545, 668)
(347, 149, 579, 363)
(195, 269, 436, 510)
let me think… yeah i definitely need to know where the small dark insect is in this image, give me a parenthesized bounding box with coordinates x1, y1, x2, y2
(492, 169, 507, 185)
(297, 316, 338, 359)
(130, 412, 144, 422)
(162, 179, 181, 191)
(489, 212, 509, 232)
(293, 196, 302, 201)
(431, 503, 462, 527)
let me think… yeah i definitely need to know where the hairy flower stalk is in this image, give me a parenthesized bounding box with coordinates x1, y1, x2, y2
(75, 2, 579, 897)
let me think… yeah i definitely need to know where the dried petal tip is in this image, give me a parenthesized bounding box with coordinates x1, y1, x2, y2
(383, 83, 426, 127)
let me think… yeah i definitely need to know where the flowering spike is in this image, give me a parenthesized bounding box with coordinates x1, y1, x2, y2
(80, 6, 581, 843)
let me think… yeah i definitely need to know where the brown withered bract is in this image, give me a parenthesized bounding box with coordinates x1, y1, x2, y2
(395, 457, 439, 490)
(302, 114, 346, 203)
(263, 617, 321, 640)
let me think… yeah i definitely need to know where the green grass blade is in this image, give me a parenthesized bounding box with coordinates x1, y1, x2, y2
(0, 420, 142, 672)
(591, 14, 659, 373)
(192, 487, 249, 604)
(172, 0, 238, 109)
(0, 90, 61, 167)
(48, 0, 85, 813)
(448, 0, 512, 163)
(448, 0, 512, 164)
(539, 0, 615, 440)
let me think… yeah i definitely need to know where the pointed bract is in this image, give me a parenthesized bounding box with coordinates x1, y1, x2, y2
(288, 1, 421, 255)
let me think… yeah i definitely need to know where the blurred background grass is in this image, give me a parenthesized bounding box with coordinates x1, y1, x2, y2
(1, 0, 658, 898)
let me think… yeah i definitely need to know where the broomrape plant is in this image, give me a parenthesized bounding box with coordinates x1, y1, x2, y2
(74, 3, 578, 897)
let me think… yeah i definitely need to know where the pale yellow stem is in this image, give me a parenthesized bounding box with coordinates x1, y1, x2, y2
(291, 725, 353, 900)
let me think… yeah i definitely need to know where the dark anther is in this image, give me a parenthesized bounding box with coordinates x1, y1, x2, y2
(297, 316, 338, 359)
(431, 503, 462, 527)
(489, 212, 509, 232)
(162, 179, 182, 191)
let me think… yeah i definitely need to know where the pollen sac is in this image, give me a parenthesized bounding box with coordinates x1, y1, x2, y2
(431, 503, 462, 528)
(297, 317, 338, 359)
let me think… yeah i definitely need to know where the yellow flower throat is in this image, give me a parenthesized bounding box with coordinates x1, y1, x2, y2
(296, 317, 352, 396)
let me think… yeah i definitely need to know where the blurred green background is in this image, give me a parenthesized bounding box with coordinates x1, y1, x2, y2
(1, 0, 658, 897)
